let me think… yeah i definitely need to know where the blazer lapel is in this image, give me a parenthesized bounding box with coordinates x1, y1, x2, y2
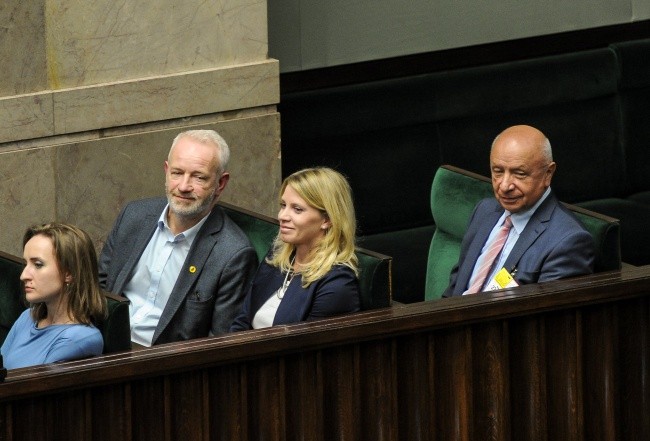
(113, 213, 159, 293)
(153, 207, 224, 342)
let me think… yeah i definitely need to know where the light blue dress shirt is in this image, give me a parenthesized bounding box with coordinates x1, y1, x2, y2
(124, 205, 208, 346)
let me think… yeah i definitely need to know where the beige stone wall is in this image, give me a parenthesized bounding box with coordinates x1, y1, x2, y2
(0, 0, 280, 256)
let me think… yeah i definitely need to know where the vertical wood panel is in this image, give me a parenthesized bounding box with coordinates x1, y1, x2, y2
(168, 371, 208, 441)
(53, 392, 88, 440)
(8, 398, 52, 441)
(284, 352, 324, 441)
(509, 317, 547, 441)
(247, 359, 285, 441)
(91, 383, 132, 441)
(358, 340, 398, 441)
(615, 298, 650, 440)
(131, 377, 167, 441)
(396, 334, 435, 441)
(12, 394, 91, 441)
(209, 365, 248, 441)
(434, 327, 472, 441)
(544, 310, 583, 441)
(0, 403, 11, 441)
(472, 321, 510, 441)
(322, 345, 361, 441)
(582, 305, 617, 441)
(18, 392, 88, 440)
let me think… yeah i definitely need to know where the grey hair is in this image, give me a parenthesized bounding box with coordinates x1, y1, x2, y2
(540, 137, 553, 163)
(169, 129, 231, 175)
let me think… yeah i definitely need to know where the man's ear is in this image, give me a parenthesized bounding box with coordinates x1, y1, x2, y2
(217, 172, 230, 193)
(545, 161, 557, 186)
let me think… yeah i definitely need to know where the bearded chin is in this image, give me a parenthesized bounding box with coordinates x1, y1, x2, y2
(167, 189, 216, 219)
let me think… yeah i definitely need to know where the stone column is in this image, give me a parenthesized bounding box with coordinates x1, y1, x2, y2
(0, 0, 280, 255)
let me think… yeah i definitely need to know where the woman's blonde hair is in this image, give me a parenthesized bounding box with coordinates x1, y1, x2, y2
(24, 223, 107, 325)
(268, 167, 358, 286)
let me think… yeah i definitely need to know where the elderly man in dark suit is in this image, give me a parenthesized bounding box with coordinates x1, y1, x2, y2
(99, 130, 257, 346)
(443, 125, 595, 297)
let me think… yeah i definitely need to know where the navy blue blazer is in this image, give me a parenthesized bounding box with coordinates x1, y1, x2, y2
(443, 192, 595, 297)
(230, 257, 360, 331)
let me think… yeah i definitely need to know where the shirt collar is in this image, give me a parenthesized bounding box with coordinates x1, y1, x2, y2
(157, 204, 210, 243)
(505, 187, 551, 233)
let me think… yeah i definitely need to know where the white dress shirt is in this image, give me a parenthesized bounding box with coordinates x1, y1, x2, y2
(124, 205, 208, 346)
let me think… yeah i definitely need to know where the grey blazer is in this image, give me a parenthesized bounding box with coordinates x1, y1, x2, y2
(443, 192, 595, 297)
(98, 197, 257, 345)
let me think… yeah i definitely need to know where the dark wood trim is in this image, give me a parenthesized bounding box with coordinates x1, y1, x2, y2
(280, 19, 650, 94)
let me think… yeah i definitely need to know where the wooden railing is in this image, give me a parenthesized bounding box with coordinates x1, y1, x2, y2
(1, 266, 650, 440)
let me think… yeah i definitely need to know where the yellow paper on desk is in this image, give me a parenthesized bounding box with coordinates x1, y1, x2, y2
(484, 267, 519, 291)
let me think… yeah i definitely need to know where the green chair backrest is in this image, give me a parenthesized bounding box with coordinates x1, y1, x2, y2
(99, 293, 131, 353)
(220, 202, 279, 263)
(425, 165, 621, 301)
(356, 249, 392, 309)
(220, 202, 392, 309)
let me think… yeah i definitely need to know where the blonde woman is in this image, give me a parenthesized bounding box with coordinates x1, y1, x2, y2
(1, 223, 107, 369)
(231, 167, 360, 330)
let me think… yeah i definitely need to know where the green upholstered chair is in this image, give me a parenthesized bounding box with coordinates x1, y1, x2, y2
(220, 201, 393, 309)
(220, 202, 280, 263)
(356, 248, 392, 309)
(425, 165, 622, 300)
(99, 293, 131, 353)
(0, 250, 131, 353)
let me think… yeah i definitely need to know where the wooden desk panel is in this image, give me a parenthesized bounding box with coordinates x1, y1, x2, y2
(1, 267, 649, 440)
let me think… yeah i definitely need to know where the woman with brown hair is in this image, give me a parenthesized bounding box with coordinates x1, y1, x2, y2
(1, 223, 107, 369)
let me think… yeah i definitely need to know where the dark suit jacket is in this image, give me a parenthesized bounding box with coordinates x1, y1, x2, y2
(98, 197, 257, 344)
(443, 193, 595, 297)
(229, 256, 360, 331)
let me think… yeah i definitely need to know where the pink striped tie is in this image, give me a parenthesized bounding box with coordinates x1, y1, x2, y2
(464, 215, 512, 295)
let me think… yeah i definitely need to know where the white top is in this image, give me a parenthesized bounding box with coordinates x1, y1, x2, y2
(251, 287, 284, 329)
(251, 268, 296, 329)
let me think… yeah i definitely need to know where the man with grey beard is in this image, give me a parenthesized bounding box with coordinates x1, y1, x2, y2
(99, 130, 257, 347)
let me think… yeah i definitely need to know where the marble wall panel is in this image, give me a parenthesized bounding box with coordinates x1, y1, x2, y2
(0, 94, 55, 143)
(0, 1, 47, 97)
(46, 0, 268, 88)
(0, 148, 56, 257)
(52, 60, 279, 134)
(0, 60, 278, 145)
(52, 113, 280, 252)
(0, 0, 279, 260)
(218, 112, 281, 215)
